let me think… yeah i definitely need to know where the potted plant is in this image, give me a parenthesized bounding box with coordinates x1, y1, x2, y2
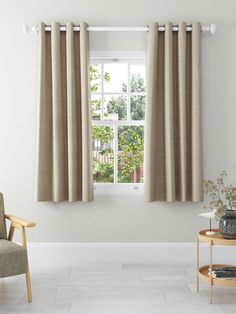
(203, 170, 236, 239)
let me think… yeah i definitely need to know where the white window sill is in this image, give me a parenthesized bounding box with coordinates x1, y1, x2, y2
(94, 183, 143, 195)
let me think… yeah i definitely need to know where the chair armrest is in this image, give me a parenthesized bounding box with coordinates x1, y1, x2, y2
(5, 214, 36, 228)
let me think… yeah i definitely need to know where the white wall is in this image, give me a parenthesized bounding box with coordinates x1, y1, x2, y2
(0, 0, 236, 242)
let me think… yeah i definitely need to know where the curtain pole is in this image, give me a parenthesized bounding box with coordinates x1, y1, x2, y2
(23, 24, 216, 34)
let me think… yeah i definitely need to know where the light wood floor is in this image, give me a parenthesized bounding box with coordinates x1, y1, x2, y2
(0, 262, 235, 313)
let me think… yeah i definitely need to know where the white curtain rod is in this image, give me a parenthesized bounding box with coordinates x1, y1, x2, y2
(23, 24, 216, 34)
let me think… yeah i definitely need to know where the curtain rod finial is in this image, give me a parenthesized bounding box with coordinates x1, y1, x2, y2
(22, 24, 29, 34)
(210, 24, 216, 34)
(32, 25, 38, 34)
(201, 24, 216, 34)
(23, 24, 38, 34)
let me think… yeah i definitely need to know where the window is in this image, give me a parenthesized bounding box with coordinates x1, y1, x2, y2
(90, 53, 146, 194)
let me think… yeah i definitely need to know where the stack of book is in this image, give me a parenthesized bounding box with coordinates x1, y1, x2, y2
(208, 266, 236, 279)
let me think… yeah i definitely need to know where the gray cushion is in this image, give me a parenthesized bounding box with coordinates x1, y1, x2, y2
(0, 193, 7, 239)
(0, 240, 28, 278)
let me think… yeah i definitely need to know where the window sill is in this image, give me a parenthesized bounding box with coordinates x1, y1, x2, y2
(94, 183, 143, 195)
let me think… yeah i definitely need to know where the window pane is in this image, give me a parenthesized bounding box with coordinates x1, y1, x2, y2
(118, 126, 144, 183)
(104, 95, 127, 120)
(130, 64, 146, 92)
(104, 63, 128, 93)
(131, 95, 145, 120)
(90, 64, 101, 93)
(91, 95, 101, 120)
(92, 126, 114, 183)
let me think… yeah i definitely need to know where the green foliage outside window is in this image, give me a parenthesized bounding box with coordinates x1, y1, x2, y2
(90, 64, 145, 183)
(92, 125, 114, 183)
(118, 126, 144, 183)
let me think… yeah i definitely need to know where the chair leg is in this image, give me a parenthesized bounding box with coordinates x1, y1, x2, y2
(25, 271, 32, 302)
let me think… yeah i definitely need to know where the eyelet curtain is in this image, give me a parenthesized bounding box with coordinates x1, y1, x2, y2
(144, 22, 203, 202)
(36, 22, 93, 202)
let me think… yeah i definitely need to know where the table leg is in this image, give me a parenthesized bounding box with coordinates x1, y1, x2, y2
(209, 240, 213, 304)
(197, 237, 199, 292)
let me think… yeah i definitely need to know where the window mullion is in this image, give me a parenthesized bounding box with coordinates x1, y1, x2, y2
(92, 120, 145, 126)
(101, 63, 104, 120)
(113, 125, 118, 184)
(127, 62, 131, 121)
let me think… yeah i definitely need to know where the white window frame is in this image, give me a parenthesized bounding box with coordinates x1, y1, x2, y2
(91, 51, 146, 195)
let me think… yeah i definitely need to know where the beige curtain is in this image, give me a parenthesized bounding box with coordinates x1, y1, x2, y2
(36, 22, 93, 202)
(144, 22, 203, 202)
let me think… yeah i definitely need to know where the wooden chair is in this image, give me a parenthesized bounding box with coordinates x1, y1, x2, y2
(0, 193, 36, 302)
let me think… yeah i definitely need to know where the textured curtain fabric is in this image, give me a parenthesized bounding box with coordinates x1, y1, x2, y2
(36, 22, 93, 202)
(144, 22, 203, 202)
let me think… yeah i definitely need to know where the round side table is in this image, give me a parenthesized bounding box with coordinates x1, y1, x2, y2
(197, 229, 236, 304)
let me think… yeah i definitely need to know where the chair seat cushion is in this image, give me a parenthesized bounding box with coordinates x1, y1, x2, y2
(0, 240, 27, 278)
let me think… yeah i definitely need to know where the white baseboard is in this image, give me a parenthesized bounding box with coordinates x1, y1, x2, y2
(27, 242, 236, 265)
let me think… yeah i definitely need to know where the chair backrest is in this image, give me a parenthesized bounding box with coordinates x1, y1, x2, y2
(0, 193, 7, 239)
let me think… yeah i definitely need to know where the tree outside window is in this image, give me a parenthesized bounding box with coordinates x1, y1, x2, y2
(90, 62, 145, 184)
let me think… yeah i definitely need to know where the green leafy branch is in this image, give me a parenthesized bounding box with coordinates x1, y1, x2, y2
(203, 170, 236, 219)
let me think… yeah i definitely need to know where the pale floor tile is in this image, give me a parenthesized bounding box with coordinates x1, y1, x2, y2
(18, 271, 70, 282)
(123, 263, 191, 272)
(1, 280, 58, 294)
(69, 301, 175, 314)
(185, 268, 196, 278)
(220, 304, 236, 313)
(141, 281, 191, 294)
(0, 293, 25, 308)
(69, 311, 182, 314)
(68, 273, 142, 285)
(142, 275, 194, 284)
(69, 272, 140, 280)
(69, 303, 224, 314)
(188, 282, 236, 303)
(30, 262, 70, 273)
(69, 263, 123, 272)
(164, 291, 210, 304)
(188, 281, 206, 292)
(0, 300, 71, 314)
(0, 262, 235, 314)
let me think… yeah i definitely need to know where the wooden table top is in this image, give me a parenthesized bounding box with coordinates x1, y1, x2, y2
(198, 229, 236, 246)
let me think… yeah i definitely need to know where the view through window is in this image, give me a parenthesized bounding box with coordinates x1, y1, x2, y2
(90, 60, 146, 185)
